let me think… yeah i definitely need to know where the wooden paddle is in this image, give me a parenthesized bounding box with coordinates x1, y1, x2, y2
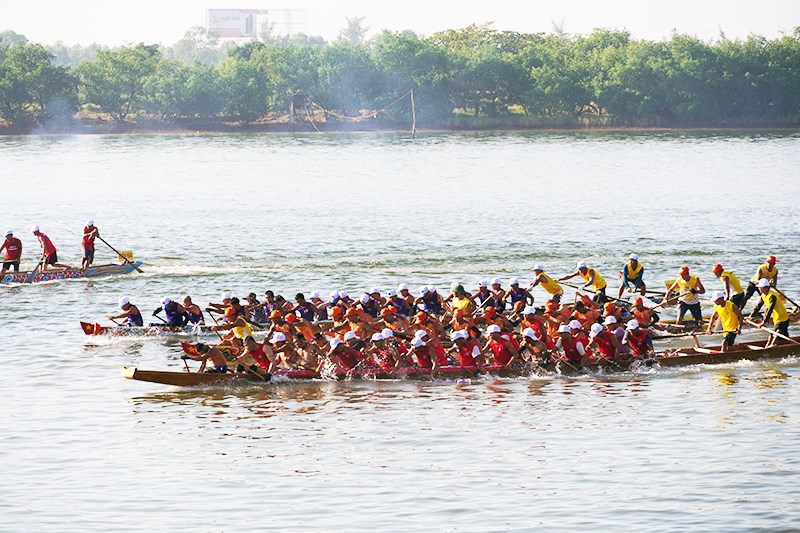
(775, 288, 800, 312)
(744, 318, 800, 346)
(561, 282, 631, 307)
(96, 235, 143, 273)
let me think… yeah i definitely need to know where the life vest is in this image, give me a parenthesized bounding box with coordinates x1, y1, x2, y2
(457, 340, 482, 366)
(751, 264, 778, 283)
(82, 226, 96, 248)
(3, 238, 21, 261)
(538, 273, 563, 295)
(626, 329, 651, 357)
(625, 261, 643, 280)
(677, 275, 701, 305)
(508, 287, 527, 304)
(592, 331, 616, 359)
(721, 271, 744, 295)
(713, 301, 740, 331)
(580, 268, 607, 291)
(488, 334, 518, 366)
(335, 347, 360, 370)
(249, 344, 272, 369)
(761, 289, 789, 324)
(414, 347, 433, 369)
(560, 335, 585, 363)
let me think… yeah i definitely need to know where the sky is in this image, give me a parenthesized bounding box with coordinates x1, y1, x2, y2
(1, 0, 798, 46)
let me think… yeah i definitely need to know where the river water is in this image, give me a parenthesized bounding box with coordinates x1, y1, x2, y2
(1, 131, 799, 531)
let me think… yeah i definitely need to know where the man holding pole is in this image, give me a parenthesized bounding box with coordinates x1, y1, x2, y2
(82, 220, 99, 269)
(754, 278, 790, 347)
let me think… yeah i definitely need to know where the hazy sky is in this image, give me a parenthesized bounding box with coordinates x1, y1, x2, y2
(2, 0, 798, 46)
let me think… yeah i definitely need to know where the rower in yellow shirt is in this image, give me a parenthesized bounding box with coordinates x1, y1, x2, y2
(618, 253, 646, 298)
(754, 278, 790, 347)
(740, 255, 779, 316)
(710, 263, 745, 309)
(559, 260, 608, 303)
(663, 266, 706, 325)
(707, 291, 743, 352)
(529, 264, 564, 304)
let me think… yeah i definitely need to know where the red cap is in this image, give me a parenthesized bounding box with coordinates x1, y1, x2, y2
(766, 255, 776, 264)
(679, 266, 690, 275)
(269, 310, 282, 319)
(482, 307, 496, 317)
(711, 263, 723, 274)
(345, 308, 358, 319)
(545, 301, 556, 311)
(632, 297, 643, 306)
(285, 314, 297, 323)
(603, 302, 617, 313)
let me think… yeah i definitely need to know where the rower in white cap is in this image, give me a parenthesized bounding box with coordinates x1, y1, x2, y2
(618, 253, 646, 299)
(528, 264, 564, 304)
(558, 260, 609, 304)
(81, 219, 100, 270)
(706, 291, 743, 352)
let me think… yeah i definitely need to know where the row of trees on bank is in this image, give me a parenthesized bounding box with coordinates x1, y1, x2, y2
(1, 25, 799, 128)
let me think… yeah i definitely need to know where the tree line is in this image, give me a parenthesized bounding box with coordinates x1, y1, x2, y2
(1, 25, 799, 130)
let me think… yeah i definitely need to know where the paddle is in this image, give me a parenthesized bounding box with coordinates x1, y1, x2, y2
(96, 235, 143, 273)
(561, 282, 631, 306)
(25, 258, 43, 283)
(775, 288, 800, 312)
(744, 318, 800, 346)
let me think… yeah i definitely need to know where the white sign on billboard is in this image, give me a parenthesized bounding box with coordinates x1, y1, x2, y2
(207, 9, 265, 38)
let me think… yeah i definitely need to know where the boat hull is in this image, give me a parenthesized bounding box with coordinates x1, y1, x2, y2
(81, 321, 214, 337)
(2, 262, 144, 285)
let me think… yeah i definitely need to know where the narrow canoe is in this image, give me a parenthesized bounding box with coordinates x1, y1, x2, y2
(2, 262, 144, 285)
(80, 321, 215, 337)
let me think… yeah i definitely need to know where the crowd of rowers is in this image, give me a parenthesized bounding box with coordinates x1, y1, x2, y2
(107, 254, 794, 377)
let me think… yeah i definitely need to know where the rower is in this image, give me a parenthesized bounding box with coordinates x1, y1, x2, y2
(153, 297, 189, 327)
(483, 324, 520, 367)
(417, 286, 444, 315)
(558, 260, 608, 303)
(571, 296, 601, 329)
(741, 255, 779, 317)
(368, 287, 386, 307)
(505, 278, 534, 307)
(397, 283, 416, 310)
(245, 293, 268, 325)
(183, 343, 228, 373)
(286, 313, 314, 343)
(474, 280, 495, 309)
(587, 322, 620, 363)
(604, 316, 631, 358)
(294, 333, 323, 369)
(344, 307, 375, 340)
(623, 320, 654, 358)
(529, 264, 564, 304)
(182, 296, 206, 325)
(447, 329, 484, 367)
(327, 337, 361, 371)
(448, 307, 475, 332)
(380, 307, 411, 338)
(234, 336, 274, 377)
(754, 278, 790, 347)
(618, 253, 646, 298)
(519, 327, 549, 365)
(480, 306, 513, 331)
(386, 289, 412, 316)
(490, 278, 506, 312)
(308, 292, 328, 321)
(706, 291, 743, 352)
(81, 220, 99, 270)
(410, 337, 436, 370)
(32, 225, 69, 271)
(711, 264, 745, 309)
(292, 293, 317, 322)
(520, 305, 547, 343)
(207, 292, 233, 315)
(109, 297, 143, 327)
(270, 332, 303, 369)
(664, 266, 706, 325)
(448, 284, 475, 316)
(343, 330, 367, 352)
(0, 230, 22, 278)
(412, 315, 448, 365)
(366, 332, 399, 373)
(631, 297, 658, 328)
(215, 300, 253, 345)
(553, 324, 587, 367)
(358, 293, 380, 318)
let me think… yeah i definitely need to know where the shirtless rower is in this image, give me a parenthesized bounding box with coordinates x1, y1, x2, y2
(183, 343, 229, 373)
(183, 296, 206, 325)
(558, 260, 608, 304)
(233, 336, 275, 377)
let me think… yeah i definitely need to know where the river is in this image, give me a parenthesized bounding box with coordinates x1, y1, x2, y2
(1, 130, 799, 531)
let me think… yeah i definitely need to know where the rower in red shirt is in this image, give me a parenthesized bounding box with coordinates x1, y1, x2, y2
(483, 324, 520, 367)
(327, 337, 361, 371)
(81, 220, 99, 269)
(447, 329, 484, 367)
(0, 230, 22, 278)
(587, 322, 620, 363)
(32, 225, 69, 271)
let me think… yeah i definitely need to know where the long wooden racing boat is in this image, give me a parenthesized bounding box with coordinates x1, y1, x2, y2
(81, 321, 216, 337)
(121, 334, 800, 387)
(2, 261, 144, 285)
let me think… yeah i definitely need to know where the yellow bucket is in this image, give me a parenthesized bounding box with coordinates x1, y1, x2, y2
(117, 250, 134, 264)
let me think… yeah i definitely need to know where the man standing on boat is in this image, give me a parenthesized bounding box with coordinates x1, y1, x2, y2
(618, 253, 646, 298)
(710, 264, 745, 309)
(664, 266, 706, 325)
(558, 261, 608, 303)
(0, 230, 22, 278)
(754, 278, 790, 347)
(81, 220, 99, 270)
(529, 264, 564, 304)
(740, 256, 779, 317)
(32, 226, 69, 271)
(706, 292, 743, 352)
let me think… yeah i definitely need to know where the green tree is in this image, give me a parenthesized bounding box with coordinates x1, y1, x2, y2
(76, 43, 162, 124)
(0, 42, 76, 126)
(338, 16, 369, 44)
(143, 61, 224, 121)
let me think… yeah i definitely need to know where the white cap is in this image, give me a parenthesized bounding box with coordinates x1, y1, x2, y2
(486, 324, 501, 334)
(603, 316, 617, 326)
(450, 282, 460, 292)
(398, 283, 409, 291)
(222, 292, 232, 301)
(577, 261, 588, 269)
(388, 289, 398, 297)
(5, 229, 12, 236)
(629, 253, 639, 261)
(557, 325, 570, 334)
(32, 225, 40, 233)
(523, 305, 536, 315)
(509, 278, 519, 286)
(329, 338, 342, 349)
(329, 290, 339, 302)
(381, 327, 394, 338)
(339, 290, 349, 298)
(533, 264, 544, 271)
(360, 294, 370, 304)
(371, 333, 384, 342)
(522, 327, 540, 340)
(478, 280, 488, 288)
(411, 338, 426, 348)
(590, 323, 604, 337)
(450, 330, 468, 341)
(626, 319, 640, 330)
(309, 291, 321, 300)
(491, 278, 502, 285)
(87, 219, 94, 226)
(413, 329, 427, 339)
(419, 285, 430, 295)
(428, 286, 437, 294)
(343, 331, 358, 341)
(712, 291, 725, 301)
(162, 297, 171, 306)
(757, 278, 770, 288)
(270, 332, 286, 344)
(119, 297, 130, 308)
(370, 287, 380, 294)
(568, 319, 582, 330)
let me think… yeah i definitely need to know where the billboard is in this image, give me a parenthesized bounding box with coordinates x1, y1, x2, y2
(207, 9, 267, 38)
